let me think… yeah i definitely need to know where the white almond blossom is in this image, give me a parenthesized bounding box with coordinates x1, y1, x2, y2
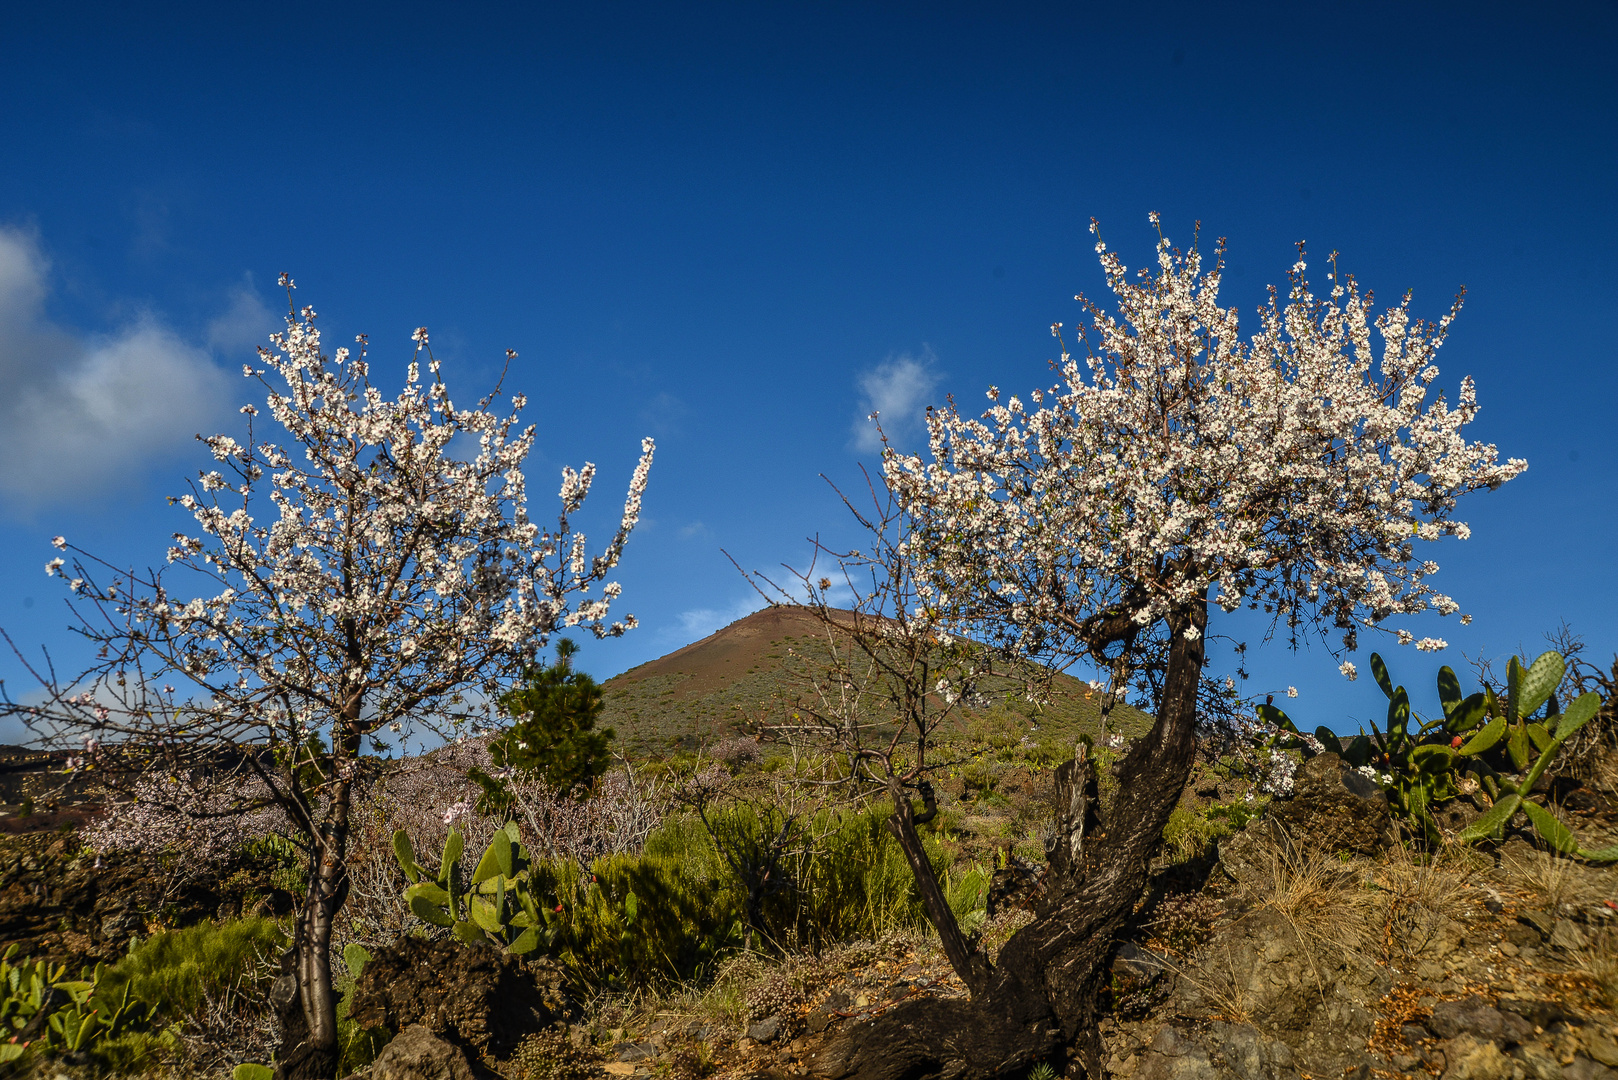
(884, 217, 1524, 665)
(29, 295, 654, 763)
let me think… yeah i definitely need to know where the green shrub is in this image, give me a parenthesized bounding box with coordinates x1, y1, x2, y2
(96, 918, 286, 1024)
(335, 970, 390, 1075)
(528, 818, 738, 991)
(1161, 805, 1223, 864)
(519, 801, 973, 988)
(1026, 735, 1070, 768)
(960, 762, 999, 797)
(797, 808, 924, 943)
(965, 707, 1023, 750)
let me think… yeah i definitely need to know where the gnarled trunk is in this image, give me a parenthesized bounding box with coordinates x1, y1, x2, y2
(274, 774, 353, 1080)
(817, 597, 1207, 1080)
(884, 775, 993, 997)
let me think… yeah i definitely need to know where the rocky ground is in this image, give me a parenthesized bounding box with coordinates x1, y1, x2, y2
(510, 753, 1618, 1080)
(2, 742, 1614, 1080)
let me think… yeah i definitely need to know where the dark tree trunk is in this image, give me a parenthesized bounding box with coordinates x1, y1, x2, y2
(885, 776, 993, 997)
(274, 775, 353, 1080)
(817, 597, 1208, 1080)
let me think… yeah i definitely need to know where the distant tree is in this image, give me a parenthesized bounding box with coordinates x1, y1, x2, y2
(468, 637, 616, 817)
(816, 217, 1525, 1079)
(2, 281, 653, 1080)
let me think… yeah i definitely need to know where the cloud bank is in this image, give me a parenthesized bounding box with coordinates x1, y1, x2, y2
(666, 595, 767, 644)
(851, 348, 942, 453)
(0, 229, 236, 507)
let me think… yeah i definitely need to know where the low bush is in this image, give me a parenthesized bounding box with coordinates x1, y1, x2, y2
(531, 825, 738, 990)
(490, 799, 985, 990)
(96, 918, 286, 1025)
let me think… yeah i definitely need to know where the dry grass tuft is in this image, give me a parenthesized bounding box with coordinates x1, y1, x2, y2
(1497, 845, 1586, 913)
(1247, 828, 1380, 967)
(1371, 839, 1477, 962)
(1159, 942, 1254, 1024)
(1572, 923, 1618, 1011)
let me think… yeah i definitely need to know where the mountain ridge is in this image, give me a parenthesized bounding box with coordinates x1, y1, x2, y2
(599, 605, 1153, 755)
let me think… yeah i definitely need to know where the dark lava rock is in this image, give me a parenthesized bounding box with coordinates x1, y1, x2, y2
(615, 1041, 658, 1062)
(255, 887, 296, 917)
(1113, 942, 1171, 983)
(1136, 1026, 1217, 1080)
(348, 936, 575, 1058)
(748, 1015, 782, 1043)
(984, 854, 1044, 917)
(1498, 996, 1571, 1030)
(0, 832, 279, 968)
(1518, 909, 1556, 940)
(365, 1023, 492, 1080)
(1428, 996, 1533, 1045)
(1268, 753, 1392, 854)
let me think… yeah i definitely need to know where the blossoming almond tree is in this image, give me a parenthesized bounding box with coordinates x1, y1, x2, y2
(816, 218, 1525, 1080)
(3, 280, 653, 1079)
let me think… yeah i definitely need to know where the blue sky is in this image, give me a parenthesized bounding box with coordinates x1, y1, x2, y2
(1, 2, 1614, 742)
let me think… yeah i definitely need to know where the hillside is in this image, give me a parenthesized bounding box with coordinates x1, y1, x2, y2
(599, 605, 1154, 755)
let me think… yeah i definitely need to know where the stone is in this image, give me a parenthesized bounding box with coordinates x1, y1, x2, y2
(1499, 998, 1569, 1030)
(1114, 942, 1172, 983)
(1443, 1035, 1513, 1080)
(1512, 1042, 1568, 1080)
(1430, 997, 1508, 1041)
(1590, 1035, 1618, 1069)
(255, 887, 296, 917)
(616, 1041, 658, 1061)
(368, 1024, 485, 1080)
(1268, 753, 1393, 853)
(1550, 919, 1589, 951)
(748, 1015, 782, 1043)
(1519, 910, 1556, 940)
(1136, 1026, 1218, 1080)
(1217, 821, 1283, 888)
(348, 936, 575, 1058)
(1567, 1056, 1618, 1080)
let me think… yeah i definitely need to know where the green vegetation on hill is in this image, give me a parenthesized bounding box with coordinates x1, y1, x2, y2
(601, 606, 1154, 755)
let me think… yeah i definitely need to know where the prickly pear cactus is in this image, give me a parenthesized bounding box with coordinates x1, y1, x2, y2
(392, 823, 558, 954)
(1262, 650, 1614, 860)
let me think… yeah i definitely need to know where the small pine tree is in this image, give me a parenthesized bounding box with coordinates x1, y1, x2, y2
(472, 640, 615, 814)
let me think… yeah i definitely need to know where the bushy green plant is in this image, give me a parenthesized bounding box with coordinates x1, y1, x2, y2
(95, 917, 286, 1023)
(1453, 654, 1615, 860)
(334, 962, 389, 1075)
(533, 845, 737, 990)
(0, 940, 190, 1071)
(0, 945, 91, 1062)
(470, 639, 614, 815)
(1161, 805, 1227, 864)
(959, 761, 999, 798)
(797, 808, 931, 943)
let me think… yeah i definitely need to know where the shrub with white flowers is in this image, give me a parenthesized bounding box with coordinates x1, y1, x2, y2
(5, 280, 653, 1079)
(836, 217, 1524, 1079)
(886, 217, 1523, 667)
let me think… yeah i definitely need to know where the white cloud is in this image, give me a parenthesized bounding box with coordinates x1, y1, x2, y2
(666, 595, 767, 644)
(851, 348, 942, 452)
(207, 276, 277, 354)
(0, 229, 234, 507)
